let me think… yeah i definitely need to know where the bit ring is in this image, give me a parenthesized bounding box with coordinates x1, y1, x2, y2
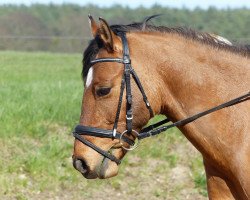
(119, 129, 140, 151)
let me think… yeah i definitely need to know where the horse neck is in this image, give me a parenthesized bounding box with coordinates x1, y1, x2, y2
(129, 32, 250, 158)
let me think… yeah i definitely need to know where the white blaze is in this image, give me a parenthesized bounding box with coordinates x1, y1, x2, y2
(86, 67, 93, 88)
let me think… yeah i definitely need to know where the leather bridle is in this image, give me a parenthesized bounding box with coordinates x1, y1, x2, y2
(73, 32, 250, 165)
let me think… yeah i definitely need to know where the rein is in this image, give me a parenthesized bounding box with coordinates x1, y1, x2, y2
(73, 32, 250, 165)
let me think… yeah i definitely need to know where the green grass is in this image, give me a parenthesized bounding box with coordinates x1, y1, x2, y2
(0, 51, 82, 137)
(0, 51, 207, 199)
(191, 157, 208, 196)
(0, 51, 83, 198)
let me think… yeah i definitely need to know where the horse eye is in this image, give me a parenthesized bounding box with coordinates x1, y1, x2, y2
(96, 87, 111, 97)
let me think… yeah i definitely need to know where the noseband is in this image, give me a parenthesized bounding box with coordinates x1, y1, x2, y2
(73, 32, 250, 165)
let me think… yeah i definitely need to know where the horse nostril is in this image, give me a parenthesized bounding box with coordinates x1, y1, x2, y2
(73, 158, 89, 174)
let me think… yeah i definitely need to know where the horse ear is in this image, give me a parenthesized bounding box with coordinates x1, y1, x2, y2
(98, 17, 121, 52)
(88, 14, 99, 38)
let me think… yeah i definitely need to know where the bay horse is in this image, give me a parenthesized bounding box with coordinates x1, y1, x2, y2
(72, 15, 250, 199)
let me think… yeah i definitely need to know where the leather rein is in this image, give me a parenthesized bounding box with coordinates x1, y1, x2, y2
(73, 32, 250, 165)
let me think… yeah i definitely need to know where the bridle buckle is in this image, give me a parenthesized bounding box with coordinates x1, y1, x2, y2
(126, 115, 133, 120)
(112, 128, 117, 137)
(123, 56, 131, 64)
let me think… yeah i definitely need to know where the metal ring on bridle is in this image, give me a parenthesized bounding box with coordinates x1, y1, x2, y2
(119, 129, 140, 151)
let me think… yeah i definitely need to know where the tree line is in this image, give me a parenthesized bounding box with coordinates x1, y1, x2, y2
(0, 4, 249, 53)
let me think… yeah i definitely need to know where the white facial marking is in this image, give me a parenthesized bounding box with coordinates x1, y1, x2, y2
(86, 67, 93, 88)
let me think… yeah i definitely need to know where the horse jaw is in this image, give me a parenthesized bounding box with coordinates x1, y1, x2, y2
(97, 157, 119, 179)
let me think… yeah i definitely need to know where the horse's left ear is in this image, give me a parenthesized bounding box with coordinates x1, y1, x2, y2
(98, 17, 121, 52)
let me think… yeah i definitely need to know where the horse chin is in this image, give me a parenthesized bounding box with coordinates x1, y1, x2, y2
(97, 157, 119, 179)
(82, 171, 99, 179)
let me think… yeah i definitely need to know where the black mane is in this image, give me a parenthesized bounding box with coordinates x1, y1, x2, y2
(82, 19, 250, 80)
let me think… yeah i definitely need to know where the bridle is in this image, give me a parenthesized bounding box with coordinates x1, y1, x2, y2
(73, 32, 250, 165)
(73, 32, 153, 164)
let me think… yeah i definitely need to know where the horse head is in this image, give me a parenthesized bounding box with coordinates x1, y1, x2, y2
(72, 16, 156, 179)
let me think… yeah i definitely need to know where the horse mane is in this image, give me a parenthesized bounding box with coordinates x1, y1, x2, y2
(82, 16, 250, 80)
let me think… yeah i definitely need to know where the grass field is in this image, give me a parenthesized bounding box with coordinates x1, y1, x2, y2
(0, 51, 207, 200)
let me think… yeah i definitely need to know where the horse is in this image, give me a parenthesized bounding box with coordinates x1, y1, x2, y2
(72, 15, 250, 199)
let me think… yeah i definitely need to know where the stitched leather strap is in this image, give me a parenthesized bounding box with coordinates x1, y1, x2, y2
(138, 91, 250, 140)
(73, 132, 121, 164)
(112, 75, 126, 136)
(74, 125, 134, 146)
(130, 68, 154, 117)
(90, 58, 124, 64)
(120, 33, 133, 134)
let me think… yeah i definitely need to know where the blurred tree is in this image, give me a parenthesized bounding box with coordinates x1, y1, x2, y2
(0, 4, 249, 52)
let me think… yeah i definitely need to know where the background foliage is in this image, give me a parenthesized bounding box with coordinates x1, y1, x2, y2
(0, 4, 249, 53)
